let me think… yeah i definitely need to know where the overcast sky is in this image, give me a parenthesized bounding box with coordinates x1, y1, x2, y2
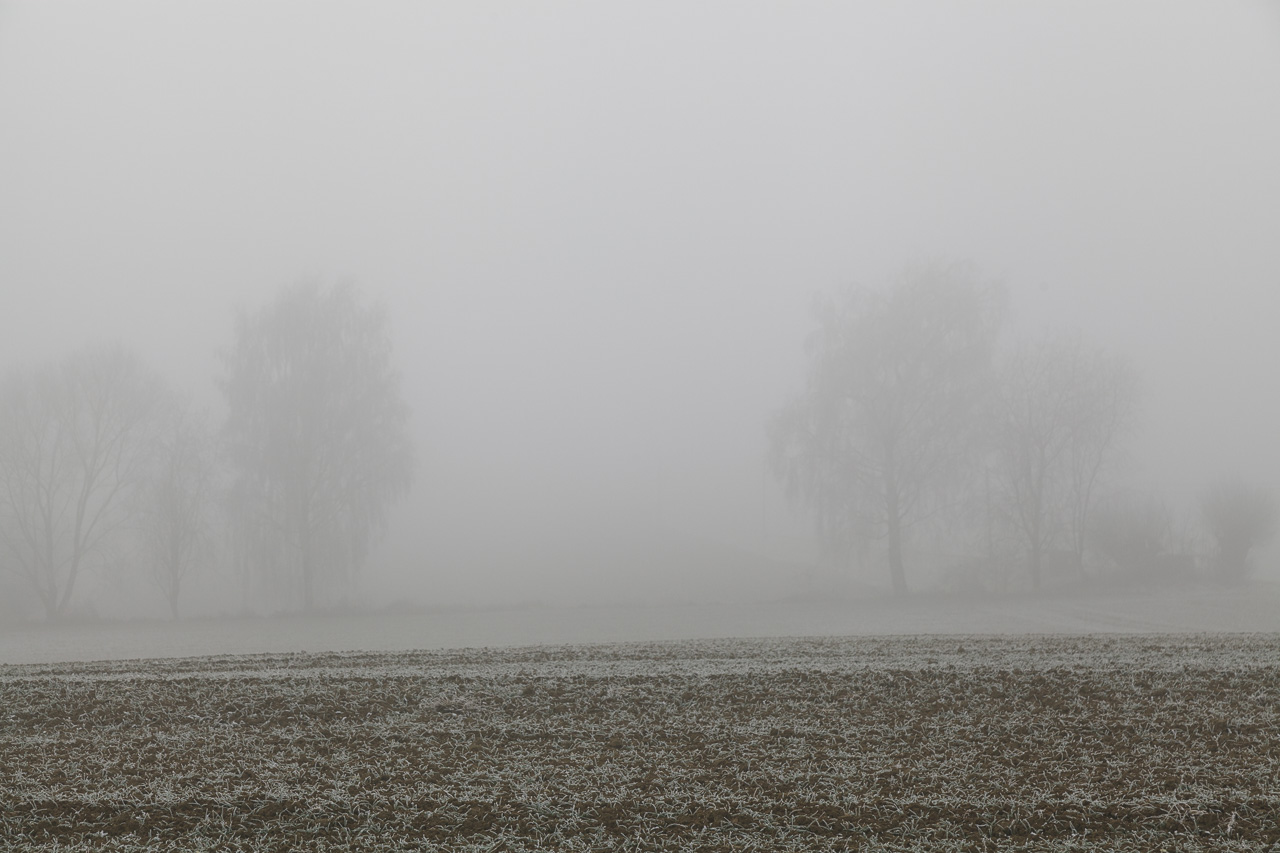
(2, 2, 1279, 605)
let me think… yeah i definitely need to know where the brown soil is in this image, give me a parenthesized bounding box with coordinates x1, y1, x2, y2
(1, 634, 1276, 850)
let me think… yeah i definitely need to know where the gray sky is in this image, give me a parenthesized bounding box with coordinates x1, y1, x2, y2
(2, 2, 1279, 604)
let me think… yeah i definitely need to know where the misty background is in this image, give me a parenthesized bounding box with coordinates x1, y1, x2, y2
(2, 2, 1279, 617)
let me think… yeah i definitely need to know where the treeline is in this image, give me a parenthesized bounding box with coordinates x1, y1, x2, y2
(3, 266, 1271, 619)
(771, 262, 1275, 595)
(0, 282, 412, 621)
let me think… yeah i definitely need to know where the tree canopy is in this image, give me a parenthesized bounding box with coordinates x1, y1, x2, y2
(771, 263, 1004, 594)
(221, 282, 413, 611)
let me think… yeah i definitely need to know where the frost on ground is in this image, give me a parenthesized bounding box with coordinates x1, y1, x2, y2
(0, 635, 1277, 851)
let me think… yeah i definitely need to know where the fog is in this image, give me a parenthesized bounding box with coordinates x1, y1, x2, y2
(2, 2, 1279, 621)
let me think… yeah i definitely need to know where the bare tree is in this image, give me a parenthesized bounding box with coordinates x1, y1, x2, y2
(991, 336, 1135, 588)
(1063, 346, 1137, 572)
(137, 400, 218, 619)
(1200, 480, 1276, 583)
(0, 346, 163, 619)
(220, 281, 413, 611)
(771, 262, 1004, 595)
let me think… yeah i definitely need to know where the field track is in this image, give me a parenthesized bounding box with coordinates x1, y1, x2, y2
(1, 634, 1277, 850)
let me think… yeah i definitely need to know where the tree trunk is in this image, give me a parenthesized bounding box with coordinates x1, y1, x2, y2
(887, 511, 908, 596)
(37, 582, 56, 622)
(168, 576, 181, 620)
(55, 553, 81, 618)
(168, 538, 183, 620)
(301, 526, 314, 612)
(1026, 475, 1044, 590)
(884, 463, 908, 596)
(1028, 541, 1043, 590)
(1072, 530, 1087, 580)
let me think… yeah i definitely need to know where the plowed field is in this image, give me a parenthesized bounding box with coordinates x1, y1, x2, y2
(1, 635, 1277, 850)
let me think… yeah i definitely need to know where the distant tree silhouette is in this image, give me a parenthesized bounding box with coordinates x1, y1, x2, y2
(1200, 480, 1275, 583)
(990, 336, 1135, 588)
(220, 281, 413, 611)
(0, 345, 164, 619)
(771, 262, 1004, 595)
(1089, 492, 1172, 575)
(137, 400, 218, 619)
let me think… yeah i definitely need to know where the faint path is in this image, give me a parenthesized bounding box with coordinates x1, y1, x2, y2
(0, 583, 1277, 664)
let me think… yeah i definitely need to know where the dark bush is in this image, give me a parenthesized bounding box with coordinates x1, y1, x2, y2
(1200, 480, 1276, 583)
